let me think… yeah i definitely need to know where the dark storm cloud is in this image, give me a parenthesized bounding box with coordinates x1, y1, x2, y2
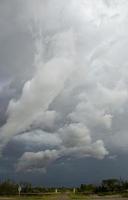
(0, 0, 128, 185)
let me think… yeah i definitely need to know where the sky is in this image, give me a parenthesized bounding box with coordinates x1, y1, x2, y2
(0, 0, 128, 186)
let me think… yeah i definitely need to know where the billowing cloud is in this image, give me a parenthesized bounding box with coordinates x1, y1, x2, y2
(59, 123, 108, 160)
(16, 150, 59, 172)
(16, 123, 108, 171)
(1, 0, 128, 172)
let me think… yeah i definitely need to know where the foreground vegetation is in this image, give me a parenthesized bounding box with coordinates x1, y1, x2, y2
(1, 178, 128, 198)
(0, 194, 127, 200)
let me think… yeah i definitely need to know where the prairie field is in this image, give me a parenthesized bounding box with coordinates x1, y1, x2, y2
(0, 194, 128, 200)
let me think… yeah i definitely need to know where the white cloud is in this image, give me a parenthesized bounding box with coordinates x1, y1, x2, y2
(59, 123, 108, 160)
(16, 149, 59, 172)
(59, 123, 91, 148)
(32, 110, 59, 130)
(0, 56, 75, 149)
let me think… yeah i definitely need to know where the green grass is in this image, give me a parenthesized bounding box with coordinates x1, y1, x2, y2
(0, 193, 126, 200)
(69, 194, 88, 199)
(0, 194, 60, 200)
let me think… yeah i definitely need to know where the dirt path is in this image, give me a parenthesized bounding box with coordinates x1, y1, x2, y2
(57, 193, 70, 200)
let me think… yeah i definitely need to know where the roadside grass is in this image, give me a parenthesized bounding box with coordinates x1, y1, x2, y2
(0, 194, 60, 200)
(0, 193, 128, 200)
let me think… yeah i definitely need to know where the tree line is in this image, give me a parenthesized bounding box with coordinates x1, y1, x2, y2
(79, 178, 128, 194)
(0, 180, 57, 195)
(0, 178, 128, 195)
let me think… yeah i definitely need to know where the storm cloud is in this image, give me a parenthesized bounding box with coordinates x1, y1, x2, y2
(0, 0, 128, 174)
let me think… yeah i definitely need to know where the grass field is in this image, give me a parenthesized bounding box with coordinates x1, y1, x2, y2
(0, 194, 128, 200)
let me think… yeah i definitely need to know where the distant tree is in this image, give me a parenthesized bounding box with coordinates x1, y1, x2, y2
(79, 184, 95, 194)
(0, 179, 18, 195)
(101, 179, 120, 192)
(21, 182, 32, 193)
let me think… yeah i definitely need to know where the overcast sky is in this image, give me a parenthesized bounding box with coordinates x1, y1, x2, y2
(1, 0, 128, 186)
